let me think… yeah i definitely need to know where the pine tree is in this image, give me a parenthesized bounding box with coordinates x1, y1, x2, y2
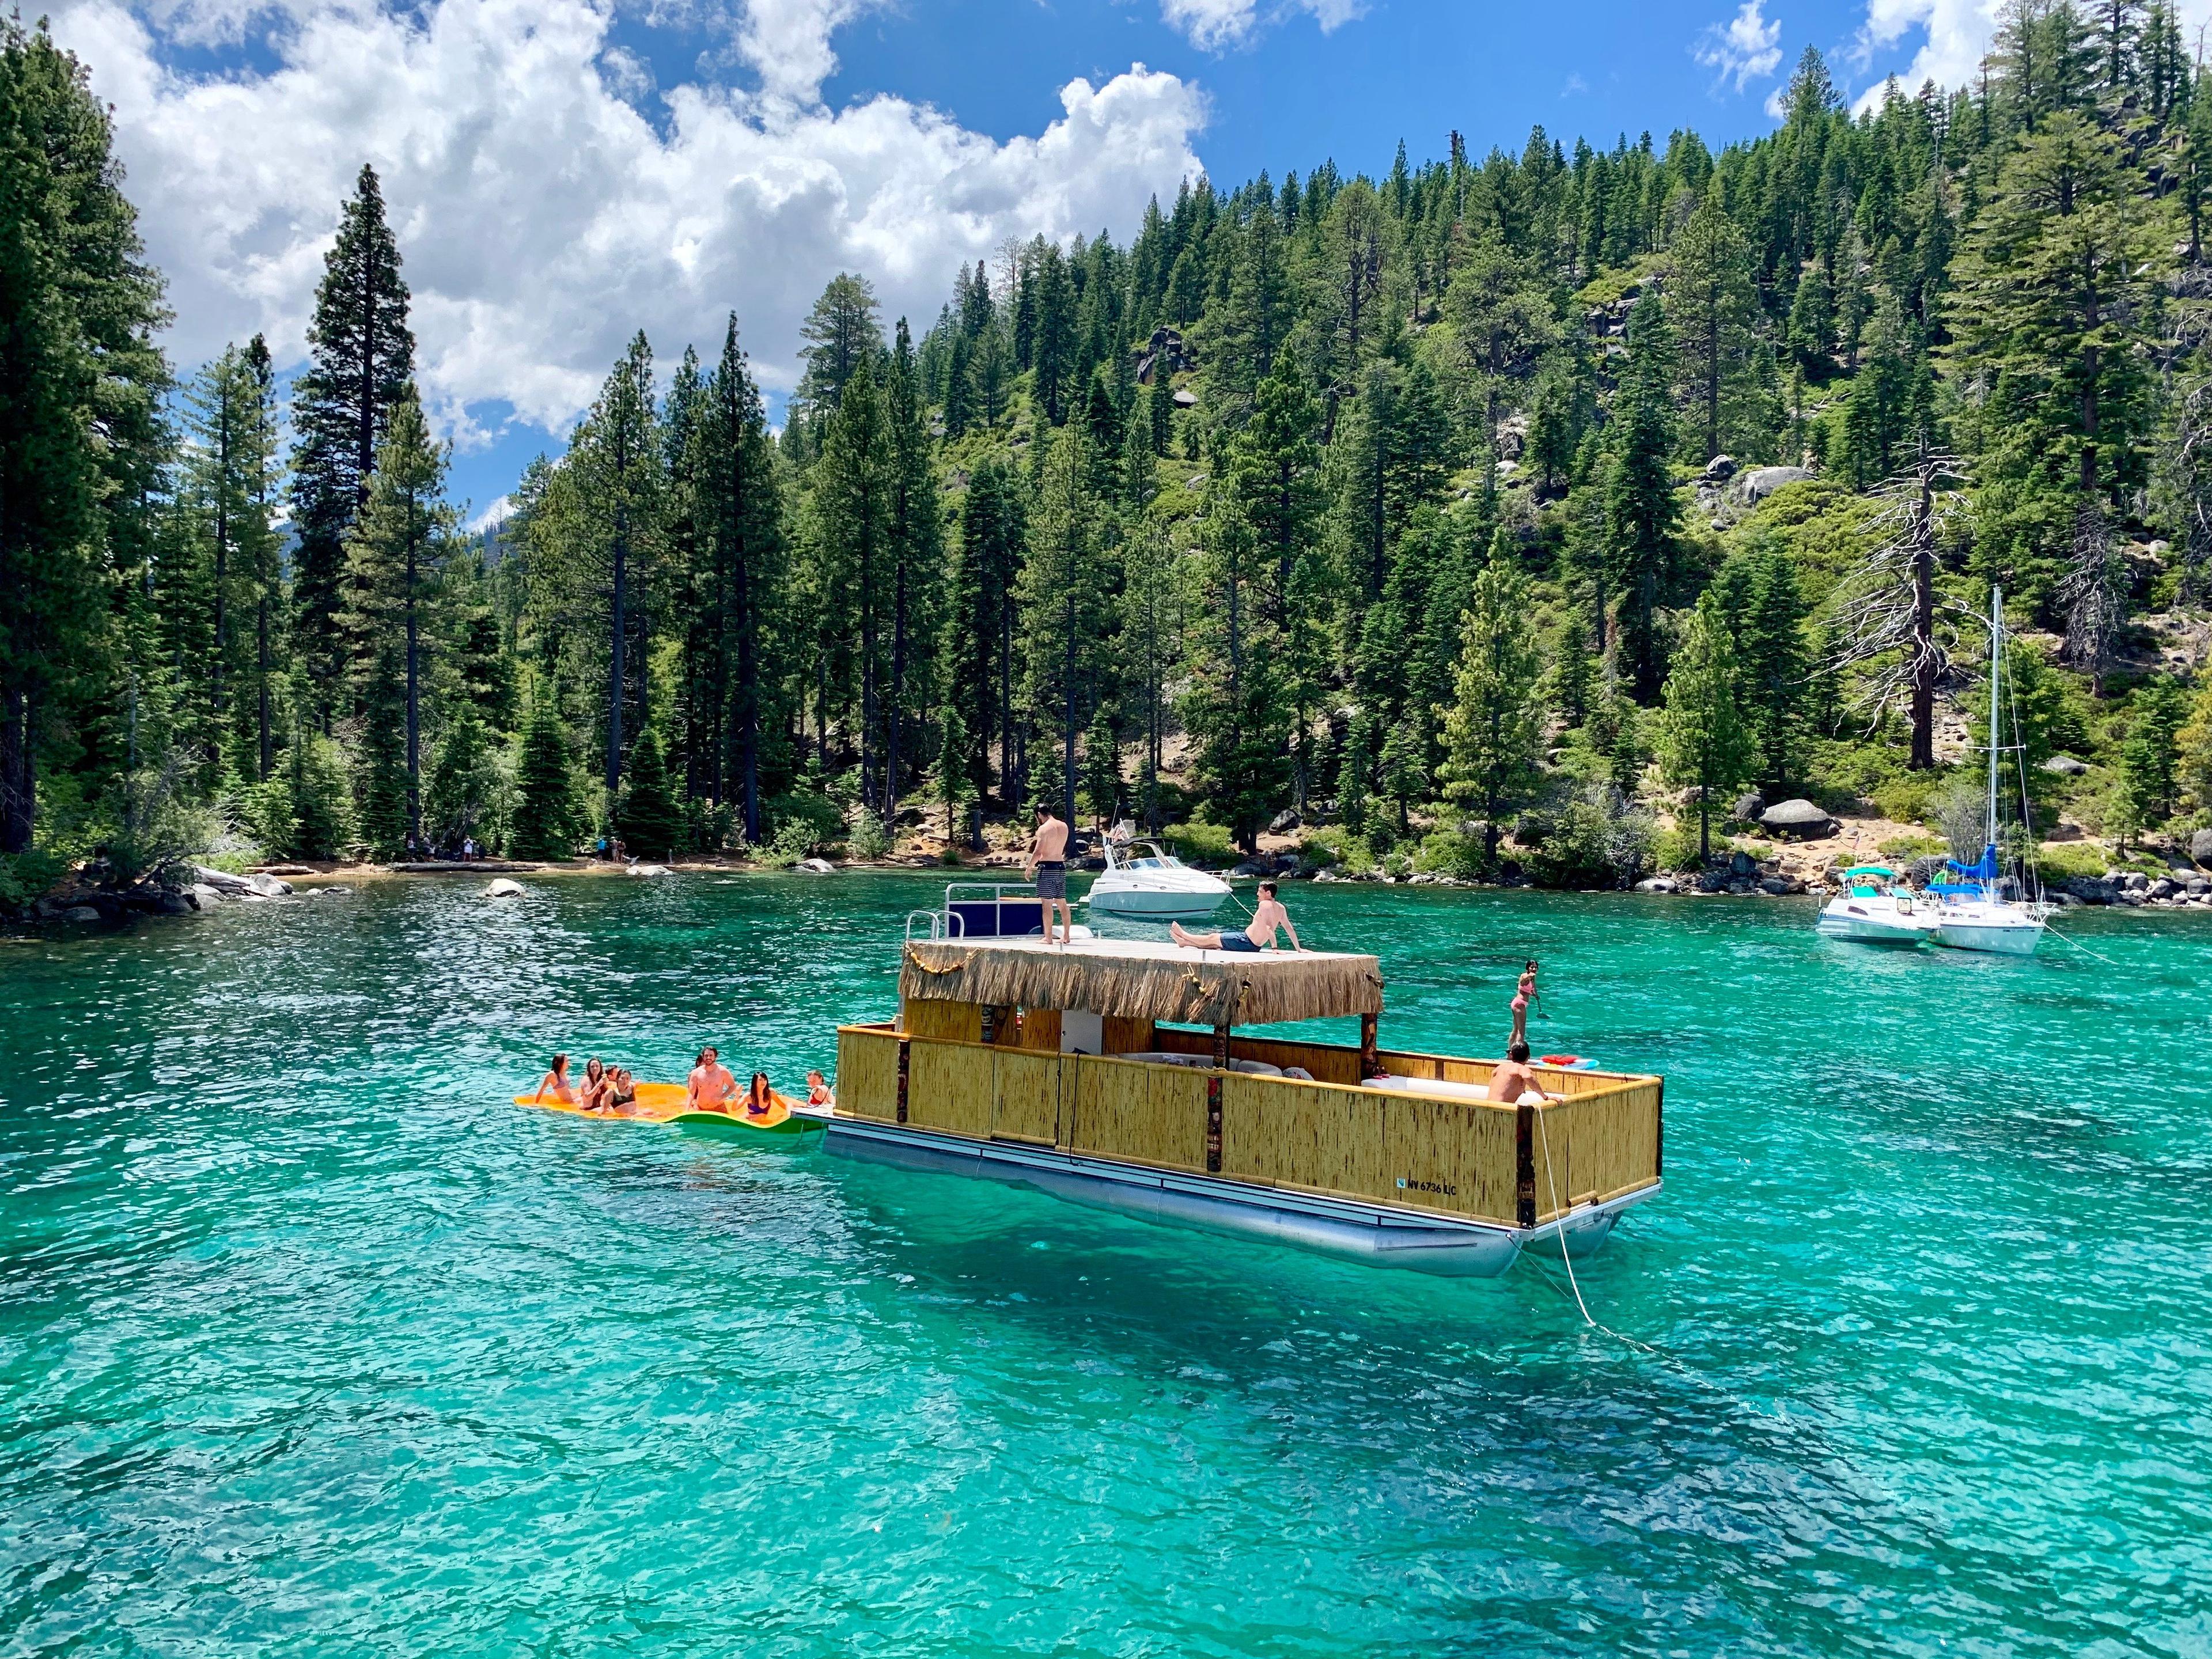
(355, 647, 410, 858)
(290, 165, 414, 725)
(1949, 112, 2160, 647)
(425, 699, 507, 850)
(340, 388, 452, 840)
(698, 316, 785, 841)
(1018, 426, 1103, 824)
(616, 726, 683, 858)
(882, 319, 946, 818)
(793, 273, 883, 426)
(510, 688, 580, 859)
(1670, 187, 1765, 463)
(1657, 590, 1753, 861)
(1549, 613, 1596, 728)
(1736, 550, 1810, 789)
(1440, 542, 1546, 865)
(810, 354, 895, 804)
(0, 19, 168, 856)
(1604, 293, 1681, 700)
(2119, 676, 2187, 824)
(1082, 702, 1122, 823)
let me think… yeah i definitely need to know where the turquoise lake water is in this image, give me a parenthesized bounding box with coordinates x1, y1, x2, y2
(2, 874, 2209, 1656)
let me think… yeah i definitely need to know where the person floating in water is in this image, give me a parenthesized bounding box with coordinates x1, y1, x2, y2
(804, 1070, 835, 1109)
(603, 1067, 639, 1114)
(1024, 804, 1074, 946)
(1171, 880, 1302, 954)
(1510, 959, 1539, 1050)
(739, 1072, 797, 1120)
(576, 1057, 609, 1112)
(532, 1054, 579, 1105)
(687, 1046, 737, 1113)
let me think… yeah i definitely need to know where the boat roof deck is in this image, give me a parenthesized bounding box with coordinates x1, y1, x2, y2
(901, 937, 1385, 1028)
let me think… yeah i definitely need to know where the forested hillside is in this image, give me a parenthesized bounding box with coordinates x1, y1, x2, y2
(9, 2, 2212, 900)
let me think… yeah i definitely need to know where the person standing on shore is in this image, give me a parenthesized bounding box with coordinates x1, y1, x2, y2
(1024, 805, 1073, 946)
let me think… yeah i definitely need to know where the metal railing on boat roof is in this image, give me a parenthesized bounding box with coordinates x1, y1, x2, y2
(907, 882, 1058, 943)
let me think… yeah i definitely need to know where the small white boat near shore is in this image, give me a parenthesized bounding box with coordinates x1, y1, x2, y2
(1816, 866, 1941, 946)
(1084, 840, 1233, 921)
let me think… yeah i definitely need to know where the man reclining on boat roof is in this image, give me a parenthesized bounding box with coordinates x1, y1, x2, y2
(1169, 881, 1302, 954)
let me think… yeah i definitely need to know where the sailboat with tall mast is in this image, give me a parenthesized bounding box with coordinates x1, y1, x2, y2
(1928, 586, 2050, 956)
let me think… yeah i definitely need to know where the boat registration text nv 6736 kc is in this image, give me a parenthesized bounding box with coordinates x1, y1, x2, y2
(794, 932, 1664, 1278)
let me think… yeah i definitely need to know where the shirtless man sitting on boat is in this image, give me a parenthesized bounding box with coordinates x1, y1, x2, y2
(1170, 881, 1302, 953)
(1485, 1042, 1557, 1105)
(1024, 804, 1074, 946)
(687, 1046, 737, 1113)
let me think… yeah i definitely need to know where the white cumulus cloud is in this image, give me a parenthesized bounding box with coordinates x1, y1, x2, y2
(1694, 0, 1784, 93)
(44, 0, 1206, 444)
(1158, 0, 1364, 54)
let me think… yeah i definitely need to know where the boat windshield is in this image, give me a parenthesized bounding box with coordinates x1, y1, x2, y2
(1116, 842, 1180, 870)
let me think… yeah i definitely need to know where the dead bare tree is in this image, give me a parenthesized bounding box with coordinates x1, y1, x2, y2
(1824, 444, 1974, 768)
(2058, 498, 2127, 694)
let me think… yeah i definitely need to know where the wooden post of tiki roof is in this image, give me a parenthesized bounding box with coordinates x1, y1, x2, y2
(1358, 1012, 1379, 1079)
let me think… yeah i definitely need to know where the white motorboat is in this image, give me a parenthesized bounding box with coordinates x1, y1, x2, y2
(1930, 587, 2048, 956)
(1816, 866, 1941, 945)
(1084, 839, 1233, 920)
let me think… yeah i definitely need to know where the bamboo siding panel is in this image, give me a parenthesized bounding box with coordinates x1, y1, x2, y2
(1529, 1082, 1662, 1221)
(902, 938, 1383, 1027)
(991, 1049, 1063, 1146)
(1380, 1096, 1522, 1225)
(1067, 1056, 1207, 1172)
(1378, 1048, 1652, 1099)
(907, 1039, 992, 1139)
(838, 1027, 903, 1122)
(1219, 1077, 1386, 1200)
(1152, 1028, 1362, 1085)
(902, 998, 982, 1045)
(1102, 1016, 1154, 1055)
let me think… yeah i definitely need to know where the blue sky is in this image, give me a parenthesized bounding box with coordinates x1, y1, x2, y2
(52, 0, 2014, 518)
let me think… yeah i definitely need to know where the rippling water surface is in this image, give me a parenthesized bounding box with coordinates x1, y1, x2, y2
(3, 874, 2209, 1655)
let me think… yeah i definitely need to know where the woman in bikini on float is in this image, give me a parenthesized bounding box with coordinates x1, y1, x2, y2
(532, 1054, 580, 1105)
(738, 1073, 799, 1121)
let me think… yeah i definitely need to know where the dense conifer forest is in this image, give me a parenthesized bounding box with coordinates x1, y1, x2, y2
(8, 4, 2212, 900)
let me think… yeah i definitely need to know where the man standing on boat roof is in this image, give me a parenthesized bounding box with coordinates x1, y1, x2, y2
(1025, 804, 1075, 946)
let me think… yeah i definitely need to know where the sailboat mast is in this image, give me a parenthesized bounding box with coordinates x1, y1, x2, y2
(1987, 585, 2003, 858)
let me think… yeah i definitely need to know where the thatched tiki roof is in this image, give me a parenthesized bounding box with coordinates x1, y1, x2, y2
(900, 938, 1385, 1028)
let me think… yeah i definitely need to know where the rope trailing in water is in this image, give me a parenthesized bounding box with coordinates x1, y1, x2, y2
(1535, 1105, 1661, 1357)
(2041, 923, 2122, 968)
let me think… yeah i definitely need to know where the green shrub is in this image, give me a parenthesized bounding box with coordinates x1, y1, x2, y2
(847, 808, 890, 862)
(0, 849, 65, 907)
(1879, 832, 1945, 858)
(1520, 784, 1656, 887)
(1652, 826, 1708, 873)
(1870, 770, 1944, 827)
(1412, 824, 1488, 878)
(1300, 826, 1374, 874)
(2033, 841, 2111, 881)
(763, 790, 843, 854)
(1162, 821, 1236, 865)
